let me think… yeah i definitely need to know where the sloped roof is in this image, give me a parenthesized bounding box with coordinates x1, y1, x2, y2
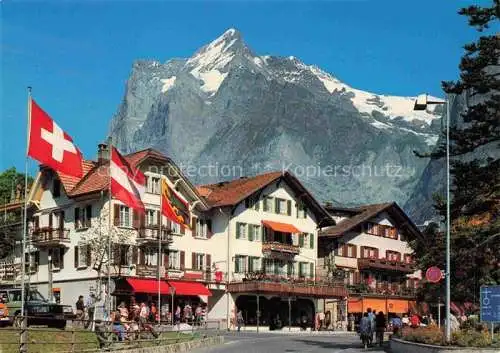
(320, 202, 422, 240)
(196, 172, 283, 207)
(197, 171, 335, 227)
(54, 160, 96, 193)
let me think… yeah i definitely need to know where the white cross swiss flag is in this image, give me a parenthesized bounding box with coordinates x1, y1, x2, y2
(110, 146, 146, 213)
(28, 99, 83, 178)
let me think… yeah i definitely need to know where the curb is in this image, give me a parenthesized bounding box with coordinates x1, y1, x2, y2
(116, 335, 224, 353)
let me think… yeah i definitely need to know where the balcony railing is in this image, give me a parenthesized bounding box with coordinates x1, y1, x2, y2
(262, 242, 300, 256)
(357, 257, 415, 273)
(137, 226, 174, 244)
(0, 261, 20, 282)
(227, 273, 348, 298)
(347, 282, 417, 297)
(31, 227, 70, 246)
(135, 264, 213, 281)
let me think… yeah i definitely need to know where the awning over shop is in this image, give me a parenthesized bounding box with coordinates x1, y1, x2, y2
(126, 278, 171, 295)
(387, 299, 409, 314)
(348, 298, 363, 313)
(168, 281, 212, 296)
(262, 220, 301, 233)
(348, 297, 415, 314)
(363, 298, 387, 314)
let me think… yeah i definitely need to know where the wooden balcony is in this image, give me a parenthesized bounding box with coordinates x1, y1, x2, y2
(227, 278, 347, 298)
(357, 257, 415, 273)
(31, 228, 70, 247)
(262, 242, 300, 257)
(347, 282, 417, 298)
(137, 226, 173, 245)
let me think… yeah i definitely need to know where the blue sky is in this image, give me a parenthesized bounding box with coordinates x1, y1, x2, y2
(1, 0, 482, 174)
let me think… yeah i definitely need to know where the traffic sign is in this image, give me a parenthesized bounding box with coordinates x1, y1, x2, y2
(480, 285, 500, 322)
(425, 266, 443, 283)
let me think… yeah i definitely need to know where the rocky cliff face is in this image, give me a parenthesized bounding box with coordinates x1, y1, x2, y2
(110, 29, 444, 210)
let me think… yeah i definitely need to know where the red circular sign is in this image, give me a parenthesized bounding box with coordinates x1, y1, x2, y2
(426, 266, 443, 283)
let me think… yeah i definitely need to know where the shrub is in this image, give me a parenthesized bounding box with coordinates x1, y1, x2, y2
(451, 330, 492, 347)
(402, 326, 444, 345)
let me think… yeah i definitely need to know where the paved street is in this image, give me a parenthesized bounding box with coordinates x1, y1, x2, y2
(191, 332, 389, 353)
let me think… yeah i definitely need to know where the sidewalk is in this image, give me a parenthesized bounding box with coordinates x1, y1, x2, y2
(231, 326, 358, 335)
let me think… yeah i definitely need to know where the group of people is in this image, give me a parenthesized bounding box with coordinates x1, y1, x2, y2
(358, 308, 387, 349)
(75, 294, 97, 328)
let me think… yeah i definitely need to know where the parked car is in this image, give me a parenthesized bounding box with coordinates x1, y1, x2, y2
(0, 287, 74, 329)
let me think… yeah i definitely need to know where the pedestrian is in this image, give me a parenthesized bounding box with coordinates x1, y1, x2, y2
(85, 293, 96, 330)
(195, 305, 202, 326)
(359, 313, 372, 349)
(375, 311, 386, 346)
(366, 308, 375, 345)
(175, 305, 181, 325)
(390, 315, 402, 337)
(348, 313, 355, 331)
(402, 313, 410, 327)
(112, 310, 126, 341)
(75, 295, 85, 325)
(318, 311, 325, 330)
(410, 312, 420, 328)
(139, 302, 149, 325)
(236, 309, 244, 332)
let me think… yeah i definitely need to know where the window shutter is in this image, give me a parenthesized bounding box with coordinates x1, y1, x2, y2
(274, 199, 279, 214)
(49, 213, 53, 229)
(155, 211, 160, 226)
(59, 249, 65, 269)
(236, 222, 241, 239)
(235, 257, 240, 273)
(263, 198, 268, 212)
(132, 247, 138, 264)
(59, 211, 65, 230)
(133, 210, 140, 228)
(248, 224, 253, 241)
(86, 205, 92, 227)
(113, 204, 120, 226)
(86, 245, 91, 267)
(191, 218, 197, 237)
(309, 233, 314, 249)
(206, 254, 211, 272)
(206, 220, 213, 238)
(180, 224, 185, 235)
(248, 257, 254, 273)
(74, 246, 79, 268)
(360, 246, 366, 258)
(299, 234, 305, 248)
(310, 263, 314, 278)
(74, 208, 80, 229)
(139, 248, 145, 265)
(180, 251, 185, 270)
(303, 206, 307, 218)
(287, 200, 292, 216)
(164, 253, 169, 273)
(192, 252, 196, 270)
(352, 245, 357, 258)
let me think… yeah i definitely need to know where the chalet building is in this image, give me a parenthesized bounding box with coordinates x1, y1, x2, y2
(13, 145, 216, 316)
(197, 172, 347, 328)
(318, 202, 422, 327)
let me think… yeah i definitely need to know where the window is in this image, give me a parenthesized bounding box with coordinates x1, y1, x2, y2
(143, 248, 158, 266)
(76, 243, 89, 268)
(119, 206, 131, 227)
(196, 219, 211, 238)
(147, 176, 160, 194)
(248, 257, 260, 273)
(263, 197, 273, 212)
(248, 224, 261, 241)
(53, 179, 61, 198)
(299, 262, 309, 278)
(297, 203, 307, 219)
(236, 222, 247, 239)
(347, 245, 354, 257)
(244, 196, 260, 210)
(366, 222, 397, 239)
(386, 251, 401, 261)
(74, 205, 92, 229)
(193, 253, 205, 271)
(171, 221, 180, 234)
(235, 255, 247, 273)
(169, 251, 180, 269)
(287, 262, 295, 276)
(275, 198, 291, 215)
(362, 247, 378, 259)
(335, 242, 345, 256)
(146, 209, 158, 226)
(25, 252, 40, 273)
(50, 248, 64, 270)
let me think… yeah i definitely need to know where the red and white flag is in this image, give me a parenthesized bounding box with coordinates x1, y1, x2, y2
(110, 146, 146, 212)
(27, 99, 83, 177)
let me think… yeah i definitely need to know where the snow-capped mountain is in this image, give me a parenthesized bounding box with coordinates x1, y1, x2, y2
(110, 28, 444, 208)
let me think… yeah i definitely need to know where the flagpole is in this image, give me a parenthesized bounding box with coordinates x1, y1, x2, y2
(107, 136, 113, 320)
(158, 178, 163, 324)
(21, 87, 32, 320)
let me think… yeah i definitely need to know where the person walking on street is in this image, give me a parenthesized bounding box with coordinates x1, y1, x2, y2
(359, 313, 372, 349)
(375, 311, 386, 346)
(366, 308, 375, 345)
(236, 309, 244, 332)
(85, 293, 96, 330)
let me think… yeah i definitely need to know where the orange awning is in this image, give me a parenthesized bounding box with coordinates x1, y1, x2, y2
(387, 299, 409, 314)
(363, 298, 387, 314)
(167, 281, 212, 296)
(348, 298, 363, 313)
(262, 220, 301, 233)
(126, 278, 171, 295)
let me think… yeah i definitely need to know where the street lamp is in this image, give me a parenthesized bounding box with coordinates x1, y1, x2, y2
(413, 93, 451, 342)
(170, 286, 176, 328)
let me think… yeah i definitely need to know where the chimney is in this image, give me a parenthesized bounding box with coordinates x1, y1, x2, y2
(97, 143, 110, 164)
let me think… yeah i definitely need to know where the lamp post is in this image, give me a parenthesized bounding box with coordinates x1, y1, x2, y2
(48, 254, 53, 302)
(170, 286, 176, 328)
(414, 93, 451, 341)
